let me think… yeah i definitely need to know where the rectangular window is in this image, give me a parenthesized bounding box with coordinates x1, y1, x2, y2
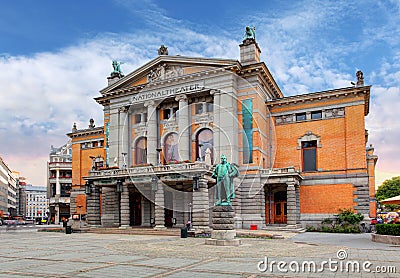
(311, 111, 322, 120)
(242, 99, 253, 164)
(195, 103, 203, 114)
(302, 141, 317, 172)
(134, 114, 141, 124)
(296, 113, 306, 121)
(162, 109, 171, 120)
(206, 102, 213, 112)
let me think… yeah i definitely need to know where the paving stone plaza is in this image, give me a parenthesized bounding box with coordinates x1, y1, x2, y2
(0, 230, 398, 277)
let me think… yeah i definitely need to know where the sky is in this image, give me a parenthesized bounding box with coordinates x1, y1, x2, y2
(0, 0, 399, 186)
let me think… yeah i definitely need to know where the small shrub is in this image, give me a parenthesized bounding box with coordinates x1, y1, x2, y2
(376, 224, 400, 236)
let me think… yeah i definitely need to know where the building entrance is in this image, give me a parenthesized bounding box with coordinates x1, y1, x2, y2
(129, 192, 142, 226)
(274, 191, 287, 224)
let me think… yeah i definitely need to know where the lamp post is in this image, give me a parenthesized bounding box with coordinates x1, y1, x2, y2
(188, 202, 192, 230)
(121, 152, 127, 169)
(156, 148, 162, 165)
(77, 205, 82, 229)
(198, 143, 203, 161)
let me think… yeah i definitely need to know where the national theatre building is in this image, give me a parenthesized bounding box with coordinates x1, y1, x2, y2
(68, 29, 377, 230)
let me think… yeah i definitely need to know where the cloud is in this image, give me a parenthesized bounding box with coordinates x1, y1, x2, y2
(1, 0, 399, 185)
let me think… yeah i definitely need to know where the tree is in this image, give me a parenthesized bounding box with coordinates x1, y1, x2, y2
(376, 176, 400, 201)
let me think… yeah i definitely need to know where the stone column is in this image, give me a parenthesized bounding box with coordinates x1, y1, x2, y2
(55, 169, 60, 195)
(211, 88, 239, 164)
(175, 94, 189, 161)
(192, 178, 210, 229)
(120, 184, 130, 227)
(154, 180, 166, 229)
(119, 107, 130, 168)
(86, 185, 101, 226)
(101, 187, 120, 227)
(54, 204, 60, 225)
(286, 182, 297, 226)
(295, 185, 301, 224)
(145, 101, 158, 165)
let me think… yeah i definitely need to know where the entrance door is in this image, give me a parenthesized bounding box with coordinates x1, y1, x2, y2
(164, 209, 173, 227)
(274, 202, 287, 224)
(273, 191, 287, 224)
(129, 192, 142, 226)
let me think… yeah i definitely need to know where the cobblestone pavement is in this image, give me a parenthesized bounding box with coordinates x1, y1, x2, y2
(0, 231, 398, 277)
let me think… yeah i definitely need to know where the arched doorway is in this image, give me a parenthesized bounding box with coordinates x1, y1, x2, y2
(164, 132, 179, 163)
(135, 137, 147, 165)
(196, 128, 213, 163)
(129, 191, 142, 226)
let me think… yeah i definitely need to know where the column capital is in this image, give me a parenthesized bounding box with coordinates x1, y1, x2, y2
(210, 89, 220, 95)
(175, 94, 188, 102)
(119, 106, 129, 113)
(144, 100, 155, 108)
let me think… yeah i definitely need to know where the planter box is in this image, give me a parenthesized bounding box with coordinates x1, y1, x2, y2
(372, 233, 400, 245)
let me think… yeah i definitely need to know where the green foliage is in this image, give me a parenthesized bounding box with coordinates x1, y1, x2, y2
(376, 224, 400, 236)
(376, 176, 400, 201)
(307, 208, 364, 233)
(335, 208, 364, 225)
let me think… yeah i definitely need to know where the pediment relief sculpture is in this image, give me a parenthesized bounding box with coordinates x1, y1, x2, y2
(147, 64, 184, 82)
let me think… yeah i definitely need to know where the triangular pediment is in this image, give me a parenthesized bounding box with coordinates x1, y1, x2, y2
(100, 55, 239, 95)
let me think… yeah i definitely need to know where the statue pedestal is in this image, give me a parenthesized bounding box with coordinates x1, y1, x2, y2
(205, 205, 241, 246)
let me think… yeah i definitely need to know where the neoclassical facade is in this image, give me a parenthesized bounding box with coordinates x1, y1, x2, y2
(72, 33, 377, 229)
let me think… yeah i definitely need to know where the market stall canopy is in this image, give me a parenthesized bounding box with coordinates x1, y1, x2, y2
(380, 195, 400, 205)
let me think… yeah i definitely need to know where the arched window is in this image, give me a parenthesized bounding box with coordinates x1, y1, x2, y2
(135, 137, 147, 165)
(196, 128, 213, 164)
(164, 133, 179, 162)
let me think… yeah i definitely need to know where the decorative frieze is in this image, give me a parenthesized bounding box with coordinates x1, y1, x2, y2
(275, 107, 345, 125)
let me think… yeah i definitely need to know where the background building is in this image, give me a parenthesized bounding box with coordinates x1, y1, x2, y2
(47, 141, 72, 224)
(67, 120, 105, 226)
(70, 30, 377, 230)
(25, 185, 48, 222)
(0, 156, 17, 218)
(12, 171, 27, 219)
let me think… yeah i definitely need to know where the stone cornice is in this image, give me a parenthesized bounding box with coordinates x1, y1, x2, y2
(100, 55, 239, 94)
(66, 126, 104, 139)
(95, 66, 239, 106)
(236, 62, 283, 99)
(266, 86, 371, 116)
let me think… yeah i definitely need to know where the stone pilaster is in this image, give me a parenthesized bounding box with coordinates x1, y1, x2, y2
(154, 181, 166, 229)
(101, 187, 120, 227)
(192, 178, 210, 228)
(86, 185, 101, 226)
(286, 182, 296, 226)
(211, 89, 239, 164)
(119, 107, 130, 168)
(175, 94, 190, 161)
(55, 169, 60, 195)
(145, 101, 158, 165)
(295, 185, 300, 224)
(120, 184, 130, 227)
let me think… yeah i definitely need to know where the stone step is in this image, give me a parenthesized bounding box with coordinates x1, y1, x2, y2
(85, 227, 180, 236)
(262, 225, 307, 233)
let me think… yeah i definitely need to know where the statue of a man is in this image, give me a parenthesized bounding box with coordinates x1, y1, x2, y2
(212, 155, 239, 206)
